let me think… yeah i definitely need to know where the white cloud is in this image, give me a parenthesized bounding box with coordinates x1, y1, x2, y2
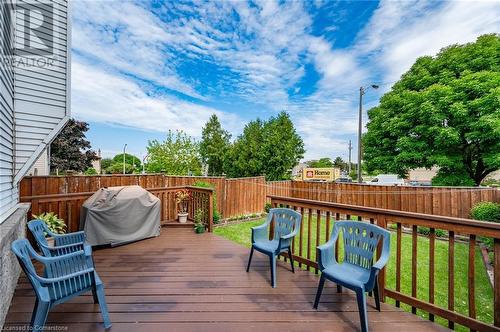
(355, 0, 500, 82)
(71, 59, 242, 138)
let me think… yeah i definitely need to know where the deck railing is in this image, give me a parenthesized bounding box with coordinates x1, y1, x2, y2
(268, 195, 500, 332)
(21, 186, 214, 233)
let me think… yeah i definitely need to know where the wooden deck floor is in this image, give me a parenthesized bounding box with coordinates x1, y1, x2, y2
(5, 228, 446, 331)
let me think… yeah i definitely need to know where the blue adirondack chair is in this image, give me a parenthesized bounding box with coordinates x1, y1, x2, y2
(11, 239, 111, 329)
(313, 221, 390, 332)
(28, 219, 88, 257)
(246, 208, 302, 288)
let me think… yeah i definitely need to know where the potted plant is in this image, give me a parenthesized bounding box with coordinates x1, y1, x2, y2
(175, 189, 192, 223)
(193, 209, 205, 234)
(32, 212, 67, 246)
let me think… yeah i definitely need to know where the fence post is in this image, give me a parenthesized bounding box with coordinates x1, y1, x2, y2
(208, 190, 214, 232)
(494, 238, 500, 327)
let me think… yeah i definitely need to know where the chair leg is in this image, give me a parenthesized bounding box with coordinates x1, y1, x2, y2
(270, 254, 277, 288)
(288, 247, 295, 273)
(246, 247, 254, 272)
(337, 284, 342, 293)
(92, 285, 99, 304)
(355, 289, 369, 332)
(30, 298, 39, 326)
(373, 277, 381, 311)
(31, 300, 50, 331)
(313, 274, 326, 309)
(96, 284, 112, 329)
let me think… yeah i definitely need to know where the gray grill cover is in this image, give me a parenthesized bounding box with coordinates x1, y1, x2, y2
(80, 186, 161, 246)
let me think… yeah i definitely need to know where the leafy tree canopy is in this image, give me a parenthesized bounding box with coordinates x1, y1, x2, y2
(364, 34, 500, 185)
(225, 112, 305, 180)
(50, 119, 97, 173)
(146, 130, 201, 175)
(307, 158, 334, 168)
(112, 153, 141, 168)
(199, 114, 231, 176)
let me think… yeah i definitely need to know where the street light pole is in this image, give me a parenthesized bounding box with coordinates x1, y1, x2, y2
(357, 84, 379, 184)
(357, 87, 364, 183)
(123, 144, 127, 175)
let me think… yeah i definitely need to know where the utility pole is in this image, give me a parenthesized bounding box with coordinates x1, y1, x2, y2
(357, 84, 379, 183)
(348, 140, 352, 174)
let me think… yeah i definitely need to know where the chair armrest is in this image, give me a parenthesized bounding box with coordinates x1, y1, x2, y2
(317, 226, 340, 271)
(54, 231, 85, 246)
(251, 224, 269, 243)
(251, 214, 272, 244)
(367, 233, 391, 290)
(37, 268, 95, 285)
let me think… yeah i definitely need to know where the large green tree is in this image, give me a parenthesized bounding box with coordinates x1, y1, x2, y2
(147, 130, 201, 175)
(199, 114, 231, 176)
(225, 112, 304, 180)
(364, 34, 500, 185)
(307, 158, 334, 168)
(50, 119, 97, 173)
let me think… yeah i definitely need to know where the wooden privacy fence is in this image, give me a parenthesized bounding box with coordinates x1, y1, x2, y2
(21, 186, 214, 233)
(20, 175, 499, 220)
(20, 175, 264, 219)
(268, 195, 500, 332)
(269, 181, 499, 219)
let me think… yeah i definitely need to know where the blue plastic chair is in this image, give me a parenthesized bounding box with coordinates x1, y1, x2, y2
(11, 239, 111, 330)
(246, 208, 302, 288)
(313, 221, 390, 332)
(28, 219, 88, 257)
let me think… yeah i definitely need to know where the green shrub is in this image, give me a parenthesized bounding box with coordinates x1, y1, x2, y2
(193, 209, 205, 234)
(470, 201, 500, 222)
(193, 181, 221, 222)
(84, 167, 98, 175)
(265, 202, 272, 213)
(33, 212, 66, 235)
(471, 201, 500, 249)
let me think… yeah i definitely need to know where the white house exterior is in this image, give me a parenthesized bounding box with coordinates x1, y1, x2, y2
(0, 1, 71, 325)
(0, 0, 70, 222)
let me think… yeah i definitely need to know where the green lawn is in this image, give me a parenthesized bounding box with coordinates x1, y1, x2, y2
(214, 218, 494, 331)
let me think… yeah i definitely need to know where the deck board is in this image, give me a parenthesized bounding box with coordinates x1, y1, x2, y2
(5, 228, 447, 331)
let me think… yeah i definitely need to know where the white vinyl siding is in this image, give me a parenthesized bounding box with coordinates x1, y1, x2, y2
(0, 0, 70, 221)
(0, 1, 16, 219)
(13, 0, 70, 179)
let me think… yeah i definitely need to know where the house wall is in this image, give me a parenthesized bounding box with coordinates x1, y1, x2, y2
(0, 1, 17, 220)
(12, 0, 71, 184)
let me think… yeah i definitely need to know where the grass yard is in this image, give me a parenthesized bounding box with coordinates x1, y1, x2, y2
(214, 217, 494, 331)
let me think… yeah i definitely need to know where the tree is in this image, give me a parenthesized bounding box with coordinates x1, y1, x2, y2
(101, 158, 113, 174)
(333, 157, 347, 171)
(112, 153, 141, 173)
(224, 119, 265, 177)
(107, 162, 135, 174)
(50, 119, 98, 173)
(308, 158, 334, 168)
(199, 114, 231, 176)
(146, 130, 201, 175)
(225, 112, 305, 180)
(364, 34, 500, 185)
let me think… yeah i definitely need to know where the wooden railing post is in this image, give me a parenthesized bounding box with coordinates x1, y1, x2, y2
(208, 190, 214, 232)
(377, 214, 387, 302)
(494, 238, 500, 327)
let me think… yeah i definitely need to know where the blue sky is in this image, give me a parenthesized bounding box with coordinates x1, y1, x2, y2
(71, 0, 500, 161)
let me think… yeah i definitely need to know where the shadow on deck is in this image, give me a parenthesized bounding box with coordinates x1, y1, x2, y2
(5, 228, 447, 331)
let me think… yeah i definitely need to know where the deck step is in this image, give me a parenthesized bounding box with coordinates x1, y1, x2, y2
(162, 221, 195, 228)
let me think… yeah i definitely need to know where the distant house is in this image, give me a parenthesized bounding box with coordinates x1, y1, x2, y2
(0, 0, 71, 221)
(0, 1, 71, 325)
(27, 148, 50, 176)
